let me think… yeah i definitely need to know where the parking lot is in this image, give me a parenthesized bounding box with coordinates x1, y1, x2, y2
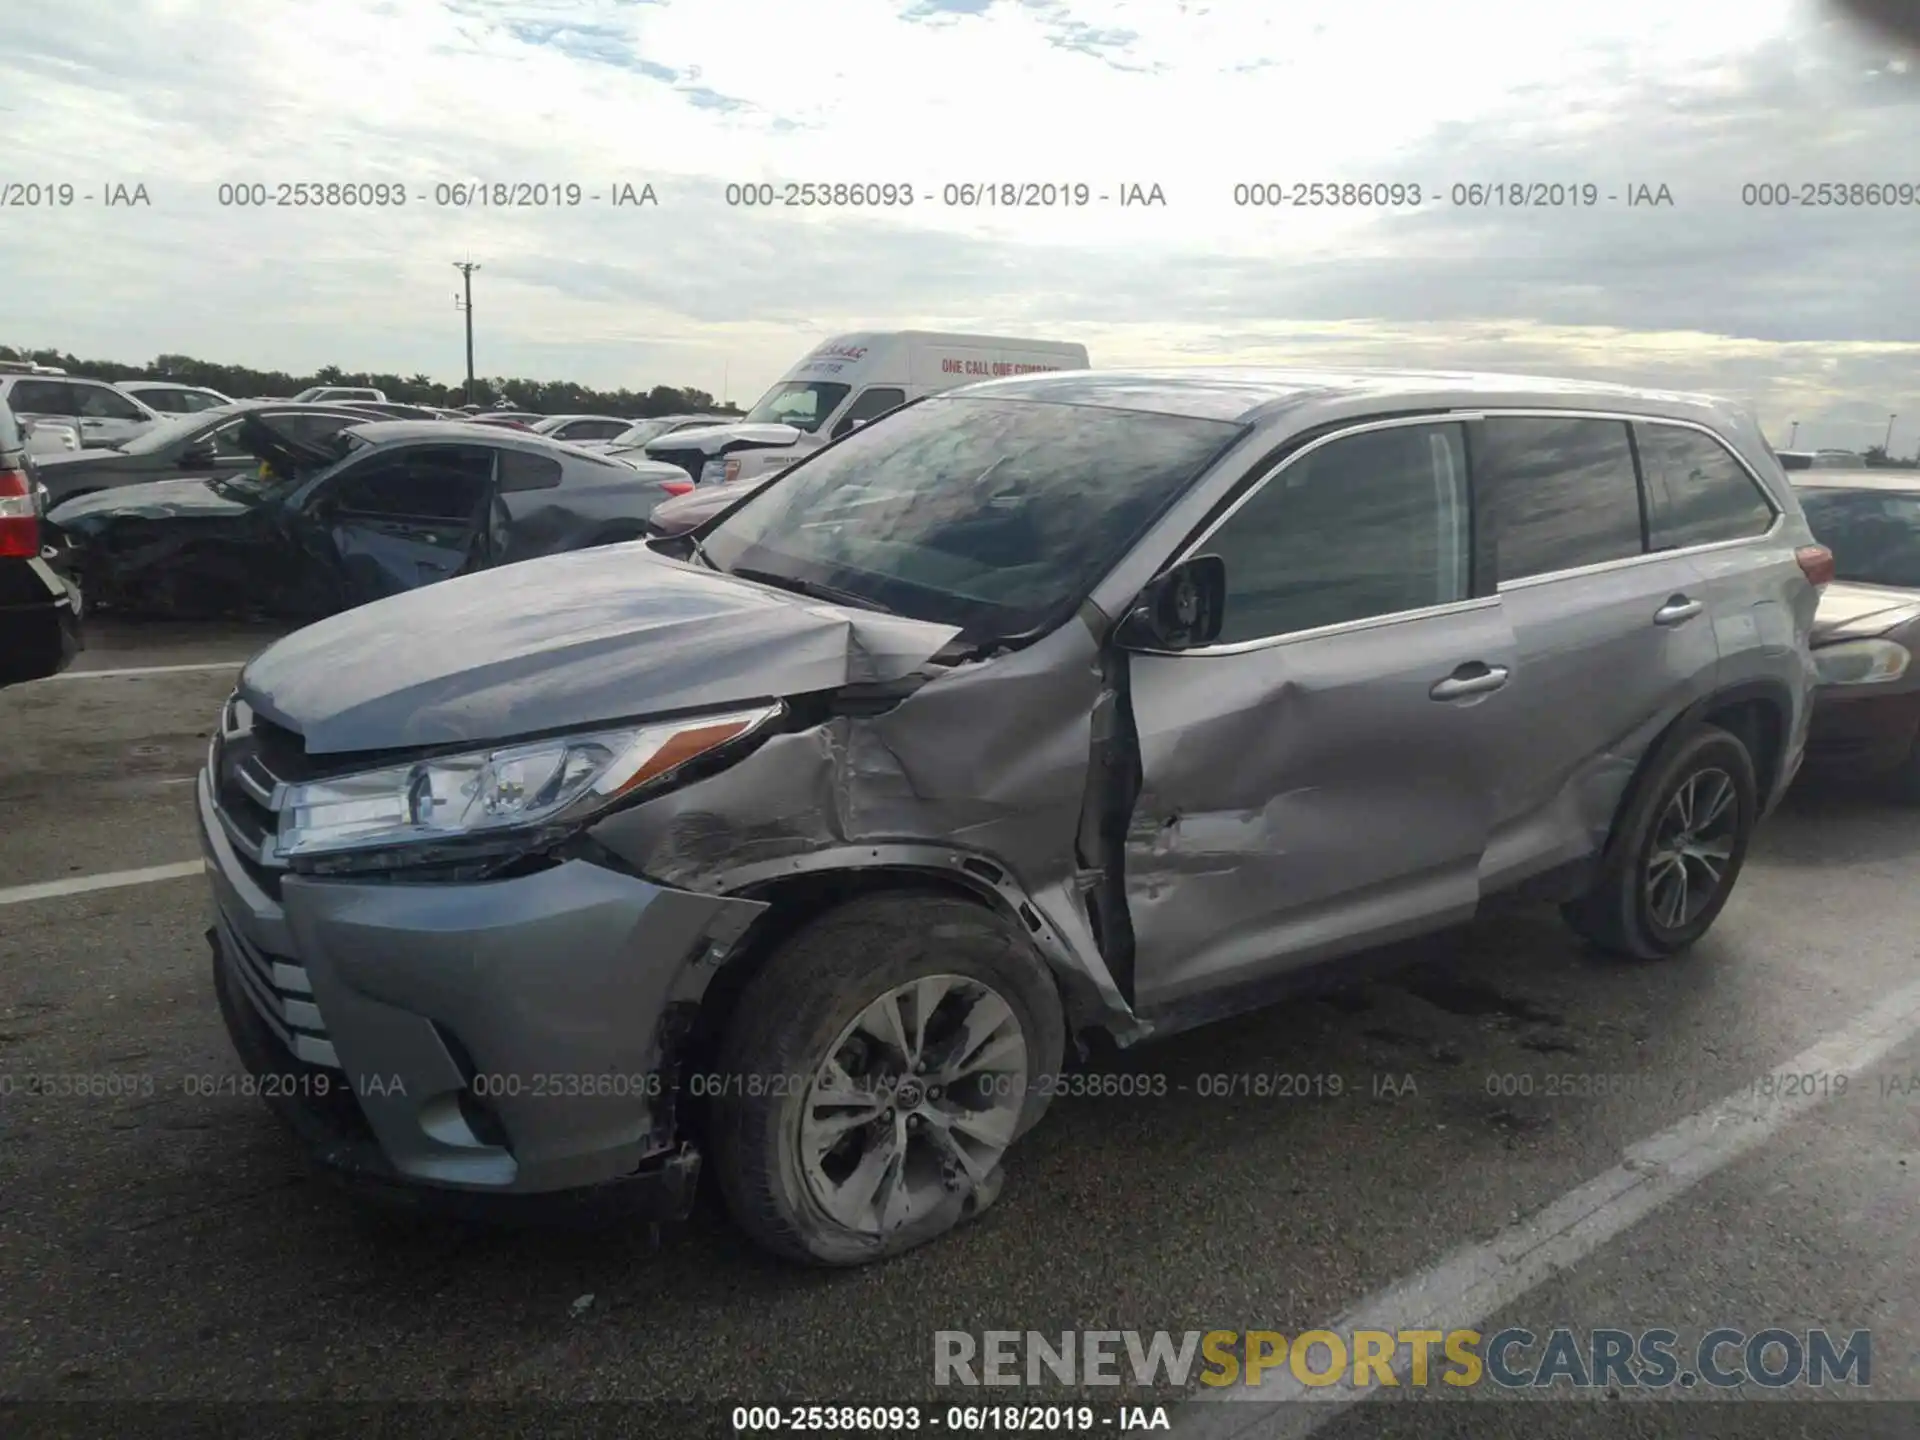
(2, 618, 1918, 1436)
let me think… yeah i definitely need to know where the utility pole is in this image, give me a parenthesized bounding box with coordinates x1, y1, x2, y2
(1886, 412, 1898, 453)
(453, 261, 480, 404)
(1787, 421, 1799, 447)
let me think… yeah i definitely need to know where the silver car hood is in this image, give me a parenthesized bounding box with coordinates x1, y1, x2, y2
(239, 545, 962, 754)
(1810, 580, 1920, 644)
(643, 422, 802, 461)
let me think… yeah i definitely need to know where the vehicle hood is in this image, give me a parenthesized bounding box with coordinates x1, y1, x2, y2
(49, 477, 252, 532)
(238, 545, 963, 754)
(643, 422, 803, 461)
(647, 473, 779, 536)
(1810, 581, 1920, 645)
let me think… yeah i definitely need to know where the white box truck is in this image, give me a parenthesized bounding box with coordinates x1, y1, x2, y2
(643, 331, 1090, 486)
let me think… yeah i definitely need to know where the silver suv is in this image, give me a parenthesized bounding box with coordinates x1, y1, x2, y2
(198, 369, 1825, 1265)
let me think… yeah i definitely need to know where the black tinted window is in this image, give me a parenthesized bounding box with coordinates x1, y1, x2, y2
(1480, 417, 1643, 581)
(1206, 423, 1472, 643)
(702, 396, 1241, 639)
(135, 389, 183, 410)
(498, 450, 562, 491)
(1798, 489, 1920, 588)
(323, 448, 492, 520)
(1639, 424, 1774, 548)
(9, 380, 74, 415)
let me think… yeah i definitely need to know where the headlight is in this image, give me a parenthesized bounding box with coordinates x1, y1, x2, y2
(1813, 638, 1911, 687)
(276, 704, 780, 860)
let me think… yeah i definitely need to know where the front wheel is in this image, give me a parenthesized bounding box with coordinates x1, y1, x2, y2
(1561, 724, 1758, 960)
(709, 893, 1064, 1266)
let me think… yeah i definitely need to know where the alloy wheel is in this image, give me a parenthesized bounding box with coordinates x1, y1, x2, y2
(1643, 766, 1739, 931)
(797, 974, 1029, 1236)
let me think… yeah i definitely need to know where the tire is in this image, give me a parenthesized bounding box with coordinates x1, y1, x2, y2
(1561, 723, 1758, 960)
(709, 891, 1065, 1266)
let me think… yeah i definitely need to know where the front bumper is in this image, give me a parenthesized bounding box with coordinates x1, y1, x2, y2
(197, 770, 765, 1209)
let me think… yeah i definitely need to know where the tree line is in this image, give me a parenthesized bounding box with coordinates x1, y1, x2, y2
(0, 345, 742, 419)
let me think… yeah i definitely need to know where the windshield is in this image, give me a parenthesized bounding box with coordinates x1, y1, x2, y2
(114, 407, 243, 455)
(1799, 488, 1920, 589)
(743, 381, 851, 434)
(700, 396, 1244, 640)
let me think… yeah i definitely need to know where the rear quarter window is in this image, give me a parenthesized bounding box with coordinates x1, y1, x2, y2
(498, 450, 564, 491)
(1637, 422, 1776, 549)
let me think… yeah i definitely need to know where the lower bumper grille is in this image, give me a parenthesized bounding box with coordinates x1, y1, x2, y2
(215, 909, 339, 1069)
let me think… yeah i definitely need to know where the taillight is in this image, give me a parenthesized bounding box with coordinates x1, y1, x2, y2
(0, 467, 38, 559)
(661, 479, 694, 496)
(1796, 544, 1835, 588)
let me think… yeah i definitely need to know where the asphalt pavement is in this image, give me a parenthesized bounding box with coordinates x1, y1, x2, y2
(1, 618, 1917, 1437)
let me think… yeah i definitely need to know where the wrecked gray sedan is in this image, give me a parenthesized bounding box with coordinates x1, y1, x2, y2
(49, 418, 694, 619)
(200, 369, 1820, 1265)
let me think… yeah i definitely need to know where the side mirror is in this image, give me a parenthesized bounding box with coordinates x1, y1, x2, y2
(1114, 555, 1228, 651)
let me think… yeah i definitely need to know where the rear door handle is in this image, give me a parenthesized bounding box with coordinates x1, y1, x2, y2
(1430, 663, 1510, 701)
(1653, 596, 1704, 626)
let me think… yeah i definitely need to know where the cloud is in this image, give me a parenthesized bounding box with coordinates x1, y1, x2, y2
(0, 0, 1915, 451)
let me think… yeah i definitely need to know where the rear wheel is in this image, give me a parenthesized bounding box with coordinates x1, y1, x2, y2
(709, 892, 1064, 1266)
(1561, 724, 1758, 959)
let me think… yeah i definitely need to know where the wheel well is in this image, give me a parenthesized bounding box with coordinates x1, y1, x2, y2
(1700, 695, 1785, 802)
(678, 867, 1059, 1097)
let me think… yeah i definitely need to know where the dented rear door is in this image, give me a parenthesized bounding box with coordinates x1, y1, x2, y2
(1122, 417, 1518, 1013)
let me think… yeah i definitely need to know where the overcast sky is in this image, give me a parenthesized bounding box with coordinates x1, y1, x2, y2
(1, 0, 1916, 451)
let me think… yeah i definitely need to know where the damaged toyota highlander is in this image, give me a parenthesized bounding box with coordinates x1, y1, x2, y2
(200, 368, 1824, 1266)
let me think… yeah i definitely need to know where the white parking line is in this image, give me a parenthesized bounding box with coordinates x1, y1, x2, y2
(1180, 971, 1920, 1438)
(45, 660, 246, 680)
(0, 860, 206, 907)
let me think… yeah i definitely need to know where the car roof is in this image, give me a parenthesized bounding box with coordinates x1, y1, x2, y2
(1792, 469, 1920, 493)
(343, 419, 585, 449)
(957, 366, 1754, 429)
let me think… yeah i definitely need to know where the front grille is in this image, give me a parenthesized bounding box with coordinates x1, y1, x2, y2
(208, 692, 336, 1063)
(215, 908, 339, 1069)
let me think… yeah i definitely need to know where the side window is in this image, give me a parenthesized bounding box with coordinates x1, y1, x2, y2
(324, 448, 493, 520)
(265, 412, 357, 447)
(833, 387, 908, 438)
(565, 419, 628, 440)
(9, 380, 77, 416)
(204, 418, 251, 458)
(136, 389, 180, 410)
(497, 449, 563, 491)
(182, 391, 226, 413)
(1638, 423, 1776, 549)
(75, 384, 148, 420)
(1204, 422, 1472, 644)
(1478, 417, 1643, 582)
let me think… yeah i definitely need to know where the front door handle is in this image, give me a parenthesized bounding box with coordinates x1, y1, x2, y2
(1653, 595, 1704, 626)
(1430, 663, 1510, 701)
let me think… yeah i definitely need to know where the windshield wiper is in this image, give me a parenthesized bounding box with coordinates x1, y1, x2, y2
(728, 565, 895, 614)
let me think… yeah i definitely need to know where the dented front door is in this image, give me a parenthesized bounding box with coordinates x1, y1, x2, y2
(1124, 606, 1518, 1011)
(1120, 417, 1519, 1013)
